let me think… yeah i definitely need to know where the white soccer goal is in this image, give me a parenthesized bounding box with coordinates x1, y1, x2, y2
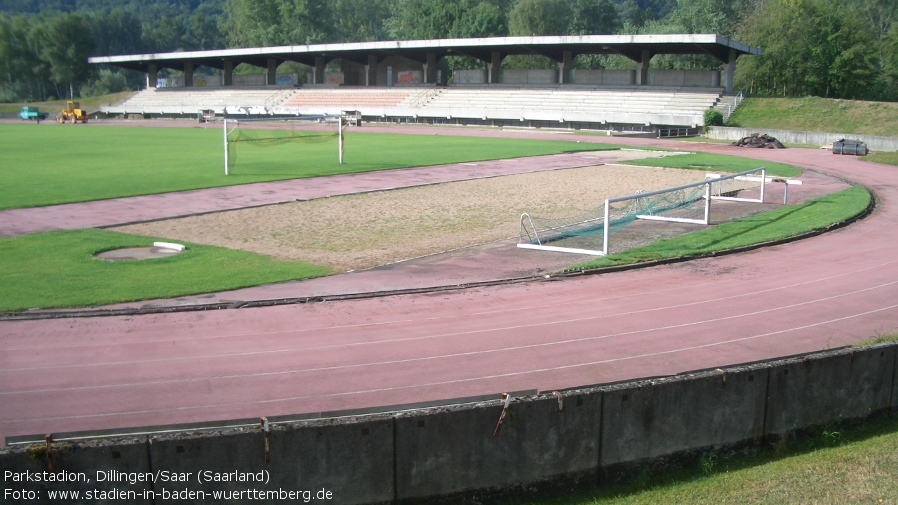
(222, 114, 347, 175)
(518, 167, 767, 256)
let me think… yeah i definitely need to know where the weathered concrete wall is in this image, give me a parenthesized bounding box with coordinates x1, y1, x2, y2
(146, 416, 394, 505)
(2, 344, 895, 504)
(709, 126, 898, 152)
(572, 69, 636, 86)
(393, 390, 601, 502)
(452, 69, 487, 84)
(649, 70, 720, 88)
(0, 436, 153, 503)
(600, 366, 767, 470)
(765, 346, 897, 436)
(501, 69, 557, 85)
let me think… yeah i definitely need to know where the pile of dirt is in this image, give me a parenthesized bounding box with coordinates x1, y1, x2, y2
(731, 133, 786, 149)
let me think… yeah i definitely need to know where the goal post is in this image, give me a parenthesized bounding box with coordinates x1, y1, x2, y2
(223, 114, 347, 176)
(518, 167, 768, 257)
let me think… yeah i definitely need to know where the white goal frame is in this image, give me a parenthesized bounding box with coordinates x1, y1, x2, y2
(223, 114, 347, 175)
(518, 167, 767, 257)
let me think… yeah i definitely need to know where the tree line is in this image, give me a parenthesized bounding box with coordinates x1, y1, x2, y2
(1, 0, 896, 102)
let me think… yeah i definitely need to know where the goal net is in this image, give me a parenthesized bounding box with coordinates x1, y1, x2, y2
(518, 167, 767, 256)
(223, 115, 346, 175)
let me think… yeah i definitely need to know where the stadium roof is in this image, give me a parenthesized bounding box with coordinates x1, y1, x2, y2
(89, 34, 762, 72)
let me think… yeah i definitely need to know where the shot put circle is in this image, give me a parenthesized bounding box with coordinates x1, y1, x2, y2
(94, 245, 183, 261)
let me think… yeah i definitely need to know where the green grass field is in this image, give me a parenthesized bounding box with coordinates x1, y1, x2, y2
(0, 123, 617, 210)
(620, 152, 801, 177)
(0, 229, 332, 312)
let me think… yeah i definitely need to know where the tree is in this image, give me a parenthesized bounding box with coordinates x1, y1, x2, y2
(568, 0, 621, 35)
(185, 3, 226, 50)
(31, 12, 95, 99)
(0, 14, 35, 100)
(884, 23, 898, 100)
(80, 68, 129, 96)
(384, 0, 462, 40)
(332, 0, 391, 41)
(735, 0, 879, 99)
(279, 0, 336, 44)
(449, 2, 507, 38)
(221, 0, 285, 46)
(507, 0, 570, 36)
(91, 8, 143, 56)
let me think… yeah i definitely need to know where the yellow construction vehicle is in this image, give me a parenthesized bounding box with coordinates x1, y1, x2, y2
(56, 101, 89, 124)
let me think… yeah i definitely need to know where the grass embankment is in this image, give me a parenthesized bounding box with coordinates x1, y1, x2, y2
(726, 97, 898, 138)
(0, 123, 617, 210)
(513, 413, 898, 505)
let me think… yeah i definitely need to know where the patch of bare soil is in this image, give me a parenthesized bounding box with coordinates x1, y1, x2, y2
(112, 164, 706, 271)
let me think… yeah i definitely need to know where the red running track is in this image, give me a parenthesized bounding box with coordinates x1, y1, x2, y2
(1, 131, 897, 445)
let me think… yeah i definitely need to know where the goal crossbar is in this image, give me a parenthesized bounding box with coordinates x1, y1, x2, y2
(518, 167, 767, 257)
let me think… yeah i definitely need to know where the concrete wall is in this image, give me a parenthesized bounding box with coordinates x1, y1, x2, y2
(649, 70, 721, 87)
(572, 69, 636, 86)
(453, 69, 487, 84)
(501, 69, 557, 85)
(709, 126, 898, 152)
(600, 366, 767, 473)
(2, 343, 895, 504)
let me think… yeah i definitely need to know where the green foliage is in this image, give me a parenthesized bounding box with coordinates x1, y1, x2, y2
(0, 3, 227, 101)
(79, 68, 129, 96)
(0, 229, 333, 311)
(383, 0, 511, 42)
(508, 0, 571, 36)
(449, 1, 507, 38)
(704, 109, 724, 128)
(735, 0, 881, 99)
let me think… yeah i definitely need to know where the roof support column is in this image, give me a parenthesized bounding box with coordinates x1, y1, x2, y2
(266, 58, 278, 85)
(488, 51, 502, 84)
(635, 50, 651, 86)
(223, 61, 234, 86)
(722, 48, 737, 94)
(557, 50, 572, 84)
(423, 53, 437, 84)
(146, 63, 158, 89)
(366, 55, 378, 86)
(183, 62, 194, 87)
(313, 56, 326, 84)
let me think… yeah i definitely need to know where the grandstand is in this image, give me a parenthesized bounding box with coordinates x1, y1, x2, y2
(103, 87, 300, 116)
(94, 35, 758, 132)
(102, 84, 724, 132)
